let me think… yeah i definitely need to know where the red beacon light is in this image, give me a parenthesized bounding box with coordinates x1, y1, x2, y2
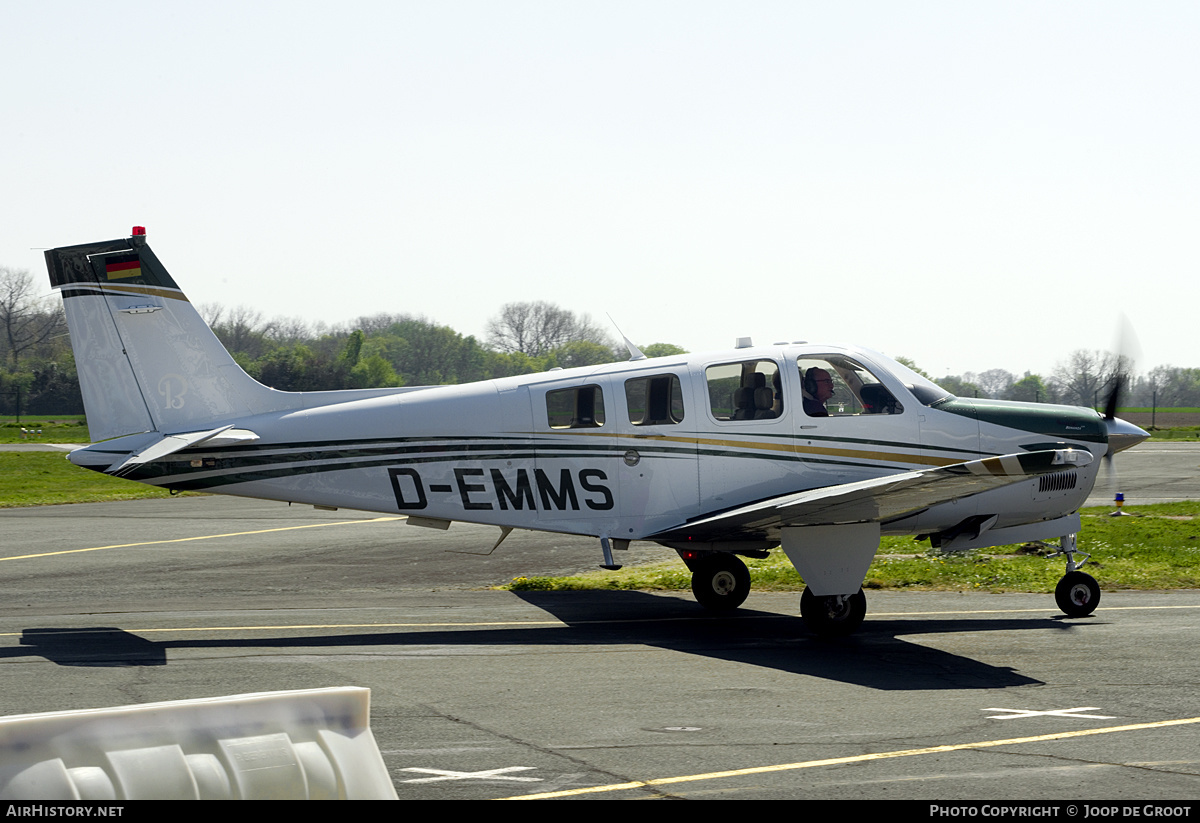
(131, 226, 146, 236)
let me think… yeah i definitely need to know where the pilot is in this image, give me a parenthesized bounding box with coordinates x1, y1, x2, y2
(803, 367, 834, 416)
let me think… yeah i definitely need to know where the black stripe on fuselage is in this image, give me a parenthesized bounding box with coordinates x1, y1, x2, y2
(94, 430, 972, 492)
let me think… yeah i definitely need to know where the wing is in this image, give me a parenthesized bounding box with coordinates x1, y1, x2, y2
(651, 448, 1093, 544)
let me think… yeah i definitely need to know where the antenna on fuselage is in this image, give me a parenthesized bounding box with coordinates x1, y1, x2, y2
(606, 314, 646, 361)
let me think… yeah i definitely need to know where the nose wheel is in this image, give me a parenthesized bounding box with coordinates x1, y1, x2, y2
(1055, 571, 1101, 617)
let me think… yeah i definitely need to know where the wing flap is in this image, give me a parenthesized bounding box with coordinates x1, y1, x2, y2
(653, 449, 1092, 543)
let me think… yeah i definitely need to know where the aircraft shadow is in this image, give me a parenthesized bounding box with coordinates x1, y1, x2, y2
(4, 591, 1099, 689)
(512, 590, 1060, 690)
(12, 627, 167, 667)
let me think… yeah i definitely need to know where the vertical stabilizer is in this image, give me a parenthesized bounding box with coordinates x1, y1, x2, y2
(46, 229, 291, 442)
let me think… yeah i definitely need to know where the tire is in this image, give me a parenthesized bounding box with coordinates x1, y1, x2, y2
(690, 554, 751, 611)
(1055, 571, 1101, 617)
(800, 587, 867, 637)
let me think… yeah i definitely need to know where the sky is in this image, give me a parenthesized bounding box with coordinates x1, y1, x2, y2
(3, 1, 1197, 379)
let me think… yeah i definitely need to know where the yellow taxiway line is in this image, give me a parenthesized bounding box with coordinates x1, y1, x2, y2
(500, 716, 1200, 800)
(0, 516, 404, 562)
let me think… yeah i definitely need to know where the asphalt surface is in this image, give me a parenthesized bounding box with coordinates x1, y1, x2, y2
(0, 442, 1197, 800)
(1084, 442, 1200, 506)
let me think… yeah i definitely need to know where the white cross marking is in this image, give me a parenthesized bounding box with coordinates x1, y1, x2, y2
(985, 707, 1116, 720)
(399, 766, 542, 783)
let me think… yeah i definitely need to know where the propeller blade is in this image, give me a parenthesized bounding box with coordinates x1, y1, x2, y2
(1103, 373, 1125, 421)
(1103, 312, 1141, 421)
(1098, 315, 1147, 510)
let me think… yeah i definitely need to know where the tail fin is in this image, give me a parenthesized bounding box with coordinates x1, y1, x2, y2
(46, 228, 292, 442)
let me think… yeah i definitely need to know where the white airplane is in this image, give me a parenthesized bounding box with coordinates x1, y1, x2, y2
(45, 228, 1149, 636)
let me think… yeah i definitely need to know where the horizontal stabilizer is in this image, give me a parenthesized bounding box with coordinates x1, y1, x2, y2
(108, 425, 259, 474)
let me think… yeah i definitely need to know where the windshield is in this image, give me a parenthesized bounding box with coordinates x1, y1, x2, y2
(865, 351, 954, 407)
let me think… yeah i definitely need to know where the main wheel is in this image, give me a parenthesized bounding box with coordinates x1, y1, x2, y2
(690, 553, 752, 611)
(800, 587, 867, 637)
(1055, 571, 1101, 617)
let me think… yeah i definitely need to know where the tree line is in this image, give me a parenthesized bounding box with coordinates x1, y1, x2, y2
(0, 265, 685, 415)
(196, 299, 685, 395)
(928, 353, 1200, 409)
(2, 264, 1198, 417)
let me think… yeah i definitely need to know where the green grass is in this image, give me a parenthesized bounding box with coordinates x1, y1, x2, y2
(507, 502, 1200, 594)
(0, 417, 89, 444)
(0, 452, 182, 507)
(1148, 427, 1200, 440)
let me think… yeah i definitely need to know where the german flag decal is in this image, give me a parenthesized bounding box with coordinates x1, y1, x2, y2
(105, 254, 142, 280)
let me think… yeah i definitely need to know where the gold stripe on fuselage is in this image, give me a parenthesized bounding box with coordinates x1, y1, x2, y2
(544, 429, 965, 468)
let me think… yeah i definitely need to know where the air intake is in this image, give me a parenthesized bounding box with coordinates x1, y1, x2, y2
(1038, 470, 1078, 493)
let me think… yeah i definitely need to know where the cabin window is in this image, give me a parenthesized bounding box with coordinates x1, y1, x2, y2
(705, 359, 783, 421)
(547, 385, 606, 429)
(625, 374, 685, 426)
(798, 355, 903, 418)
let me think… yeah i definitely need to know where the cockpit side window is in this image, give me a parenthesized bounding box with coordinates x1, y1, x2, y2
(798, 355, 904, 418)
(547, 385, 606, 429)
(706, 359, 783, 421)
(625, 373, 685, 426)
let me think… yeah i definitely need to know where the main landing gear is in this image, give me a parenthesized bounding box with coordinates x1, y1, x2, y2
(686, 552, 752, 611)
(800, 587, 867, 637)
(681, 551, 868, 637)
(1046, 533, 1101, 617)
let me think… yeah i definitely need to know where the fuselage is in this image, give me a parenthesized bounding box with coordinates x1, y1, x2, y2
(72, 342, 1115, 544)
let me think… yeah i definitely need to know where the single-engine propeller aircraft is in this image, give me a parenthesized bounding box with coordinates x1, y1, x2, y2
(46, 228, 1150, 636)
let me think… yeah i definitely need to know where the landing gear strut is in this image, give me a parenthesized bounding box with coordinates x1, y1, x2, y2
(800, 587, 866, 637)
(1047, 533, 1100, 617)
(688, 553, 752, 612)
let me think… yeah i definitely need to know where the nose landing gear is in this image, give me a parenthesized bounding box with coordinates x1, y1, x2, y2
(1047, 533, 1100, 617)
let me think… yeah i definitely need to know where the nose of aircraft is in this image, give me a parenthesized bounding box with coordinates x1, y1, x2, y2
(1106, 417, 1150, 456)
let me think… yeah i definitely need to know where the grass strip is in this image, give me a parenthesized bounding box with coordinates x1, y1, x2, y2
(0, 452, 181, 507)
(507, 502, 1200, 594)
(0, 417, 88, 444)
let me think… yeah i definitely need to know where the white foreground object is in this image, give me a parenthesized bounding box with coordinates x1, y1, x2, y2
(0, 687, 397, 800)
